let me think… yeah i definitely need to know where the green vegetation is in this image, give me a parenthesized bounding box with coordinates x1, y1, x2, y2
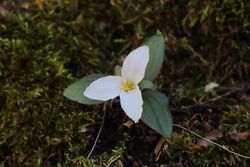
(0, 0, 249, 166)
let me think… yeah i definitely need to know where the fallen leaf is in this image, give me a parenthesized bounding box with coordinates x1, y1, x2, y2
(205, 82, 219, 92)
(198, 129, 223, 148)
(207, 129, 223, 140)
(36, 0, 44, 10)
(123, 119, 134, 127)
(154, 137, 167, 161)
(230, 130, 249, 141)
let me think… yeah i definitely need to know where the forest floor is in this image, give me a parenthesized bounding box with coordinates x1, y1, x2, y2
(0, 1, 250, 166)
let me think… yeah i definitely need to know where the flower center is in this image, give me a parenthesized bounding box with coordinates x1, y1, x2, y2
(122, 80, 136, 92)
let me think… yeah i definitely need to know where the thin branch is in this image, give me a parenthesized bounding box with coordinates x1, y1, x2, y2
(200, 89, 238, 104)
(87, 103, 107, 159)
(182, 85, 250, 110)
(106, 155, 121, 167)
(173, 124, 250, 159)
(182, 103, 229, 110)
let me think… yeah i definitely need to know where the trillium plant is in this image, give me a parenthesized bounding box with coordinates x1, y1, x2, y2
(84, 45, 148, 123)
(64, 32, 173, 137)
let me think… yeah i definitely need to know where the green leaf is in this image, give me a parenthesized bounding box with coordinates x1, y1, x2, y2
(141, 91, 172, 137)
(63, 74, 106, 105)
(138, 80, 156, 90)
(144, 32, 165, 81)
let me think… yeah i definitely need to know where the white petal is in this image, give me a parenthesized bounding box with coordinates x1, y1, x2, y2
(84, 76, 122, 101)
(121, 45, 149, 84)
(120, 87, 143, 123)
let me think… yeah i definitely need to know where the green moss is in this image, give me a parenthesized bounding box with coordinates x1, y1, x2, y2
(0, 0, 250, 166)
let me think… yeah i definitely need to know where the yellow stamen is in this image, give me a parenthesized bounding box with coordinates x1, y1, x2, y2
(122, 80, 136, 92)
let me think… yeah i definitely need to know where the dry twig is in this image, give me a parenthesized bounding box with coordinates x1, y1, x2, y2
(173, 124, 250, 159)
(87, 103, 107, 158)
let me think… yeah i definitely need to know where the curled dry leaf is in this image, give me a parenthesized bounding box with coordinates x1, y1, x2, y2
(36, 0, 44, 10)
(154, 137, 167, 161)
(123, 119, 134, 128)
(205, 82, 219, 92)
(230, 130, 249, 141)
(198, 129, 223, 148)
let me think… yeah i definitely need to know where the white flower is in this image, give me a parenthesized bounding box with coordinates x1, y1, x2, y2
(84, 46, 149, 123)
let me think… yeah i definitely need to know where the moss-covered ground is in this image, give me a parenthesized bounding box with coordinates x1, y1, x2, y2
(0, 0, 250, 166)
